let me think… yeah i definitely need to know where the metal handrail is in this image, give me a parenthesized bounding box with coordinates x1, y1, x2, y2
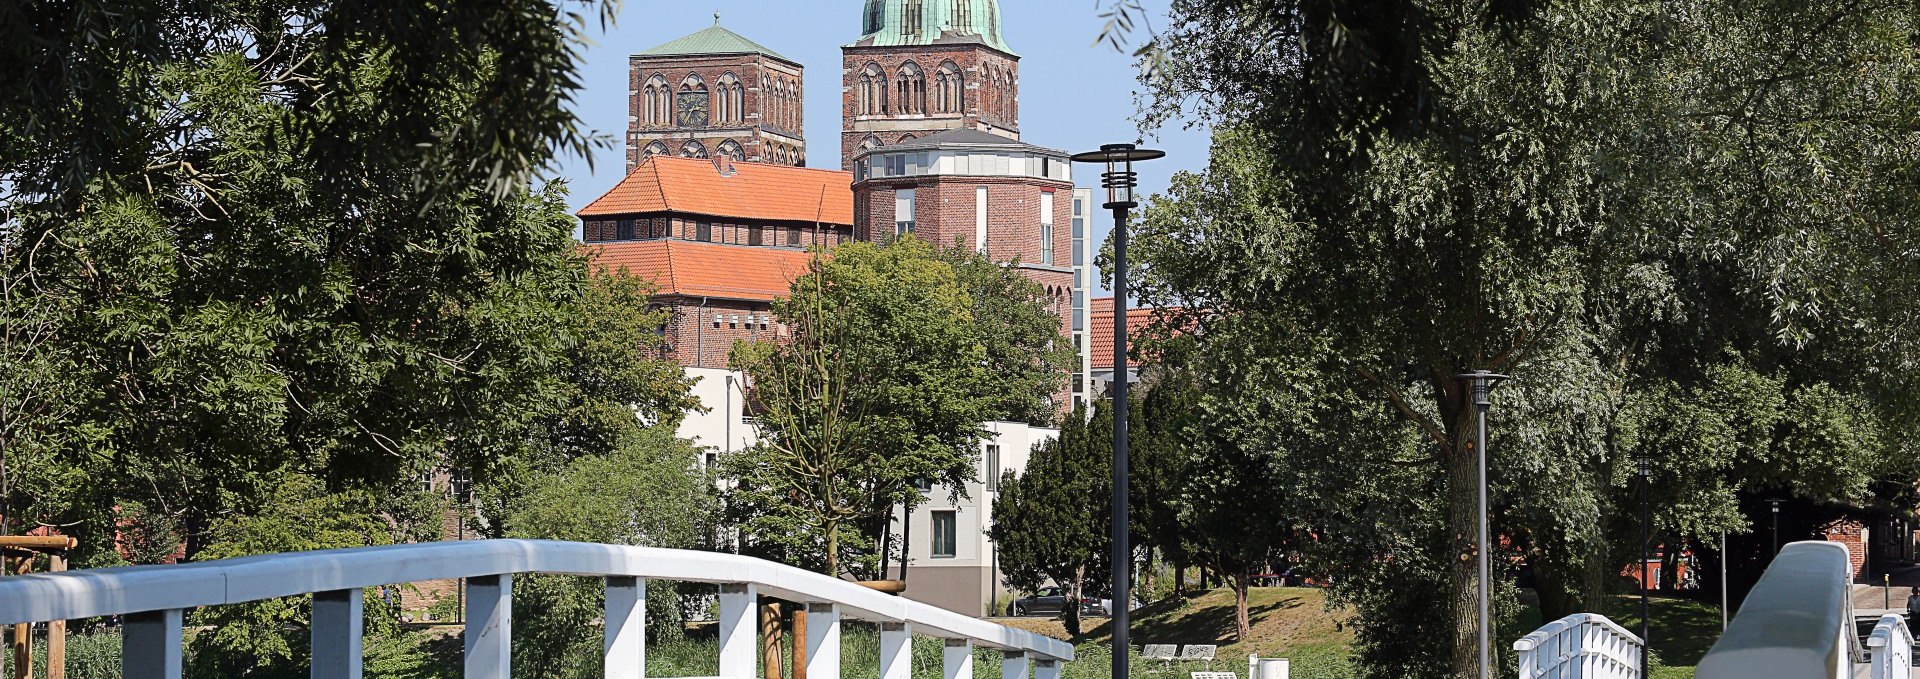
(1513, 612, 1643, 679)
(0, 539, 1073, 678)
(1695, 540, 1857, 679)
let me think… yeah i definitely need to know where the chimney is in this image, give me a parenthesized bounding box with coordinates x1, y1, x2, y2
(712, 155, 736, 177)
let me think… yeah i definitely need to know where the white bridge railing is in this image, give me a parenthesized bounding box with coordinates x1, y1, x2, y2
(1513, 612, 1643, 679)
(0, 539, 1073, 678)
(1866, 613, 1913, 679)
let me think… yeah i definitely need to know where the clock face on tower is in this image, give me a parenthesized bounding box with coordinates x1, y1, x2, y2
(677, 92, 710, 128)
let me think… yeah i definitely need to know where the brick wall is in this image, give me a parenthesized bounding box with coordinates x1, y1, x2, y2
(1824, 519, 1869, 581)
(662, 296, 785, 369)
(839, 44, 1019, 170)
(630, 53, 806, 169)
(857, 175, 1072, 270)
(584, 214, 850, 249)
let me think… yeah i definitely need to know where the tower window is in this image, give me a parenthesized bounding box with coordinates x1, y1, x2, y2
(895, 189, 916, 236)
(1040, 190, 1056, 265)
(903, 0, 924, 35)
(952, 0, 972, 32)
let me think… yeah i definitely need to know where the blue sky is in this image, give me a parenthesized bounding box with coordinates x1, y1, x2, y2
(547, 0, 1210, 290)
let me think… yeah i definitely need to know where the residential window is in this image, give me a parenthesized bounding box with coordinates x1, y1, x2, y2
(985, 444, 1001, 492)
(697, 221, 712, 242)
(895, 189, 916, 236)
(931, 510, 956, 558)
(617, 219, 636, 240)
(913, 476, 933, 492)
(788, 226, 801, 246)
(749, 225, 764, 246)
(1040, 191, 1055, 265)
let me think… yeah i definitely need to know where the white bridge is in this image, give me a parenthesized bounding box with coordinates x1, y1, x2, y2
(0, 539, 1073, 678)
(1517, 541, 1915, 679)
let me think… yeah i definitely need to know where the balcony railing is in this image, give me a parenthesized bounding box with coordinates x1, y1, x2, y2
(0, 539, 1074, 679)
(1513, 612, 1642, 679)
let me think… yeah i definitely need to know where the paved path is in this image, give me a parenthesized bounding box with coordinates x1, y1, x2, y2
(1855, 564, 1920, 613)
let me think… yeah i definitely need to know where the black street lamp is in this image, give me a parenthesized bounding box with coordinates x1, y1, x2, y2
(1456, 370, 1509, 679)
(1070, 143, 1164, 679)
(1769, 499, 1784, 555)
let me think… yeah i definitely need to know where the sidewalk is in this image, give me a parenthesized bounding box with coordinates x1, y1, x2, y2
(1853, 563, 1920, 616)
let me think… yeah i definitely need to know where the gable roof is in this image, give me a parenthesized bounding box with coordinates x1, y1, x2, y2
(579, 156, 855, 225)
(588, 239, 817, 303)
(1091, 299, 1195, 368)
(638, 21, 795, 63)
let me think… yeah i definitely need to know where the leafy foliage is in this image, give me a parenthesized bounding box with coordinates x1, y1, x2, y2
(726, 238, 1068, 577)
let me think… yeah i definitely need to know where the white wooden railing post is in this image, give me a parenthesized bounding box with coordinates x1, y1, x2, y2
(312, 589, 364, 679)
(123, 608, 183, 679)
(879, 622, 911, 679)
(945, 639, 974, 679)
(1034, 658, 1061, 679)
(805, 603, 841, 679)
(718, 583, 757, 679)
(1002, 649, 1030, 679)
(1868, 614, 1913, 679)
(465, 574, 512, 679)
(605, 576, 646, 679)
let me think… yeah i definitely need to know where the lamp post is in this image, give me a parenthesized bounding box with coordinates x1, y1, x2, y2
(1070, 143, 1164, 679)
(1638, 451, 1653, 679)
(1769, 499, 1783, 555)
(1456, 370, 1509, 679)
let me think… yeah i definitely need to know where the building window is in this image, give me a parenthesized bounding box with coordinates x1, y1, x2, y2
(952, 0, 972, 31)
(697, 222, 712, 242)
(748, 225, 764, 246)
(914, 477, 933, 492)
(867, 0, 884, 33)
(895, 189, 916, 235)
(974, 186, 988, 253)
(1040, 191, 1056, 265)
(985, 444, 1000, 492)
(617, 219, 636, 240)
(936, 62, 962, 114)
(896, 61, 926, 115)
(931, 510, 956, 558)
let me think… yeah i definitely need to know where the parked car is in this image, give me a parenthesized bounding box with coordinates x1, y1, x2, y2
(1010, 587, 1105, 617)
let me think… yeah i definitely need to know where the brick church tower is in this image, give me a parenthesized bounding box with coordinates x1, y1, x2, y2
(840, 0, 1019, 170)
(629, 16, 806, 170)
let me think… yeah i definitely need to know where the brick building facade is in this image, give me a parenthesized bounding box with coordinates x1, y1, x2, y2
(840, 0, 1020, 170)
(629, 19, 807, 170)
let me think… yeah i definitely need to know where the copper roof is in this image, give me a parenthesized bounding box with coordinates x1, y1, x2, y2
(579, 156, 854, 226)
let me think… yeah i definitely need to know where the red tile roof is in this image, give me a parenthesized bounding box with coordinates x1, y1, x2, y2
(579, 156, 854, 225)
(1089, 299, 1186, 368)
(589, 240, 818, 302)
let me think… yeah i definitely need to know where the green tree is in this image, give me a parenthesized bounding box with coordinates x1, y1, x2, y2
(0, 0, 698, 565)
(501, 427, 714, 678)
(1117, 3, 1920, 675)
(988, 402, 1111, 636)
(726, 237, 1068, 577)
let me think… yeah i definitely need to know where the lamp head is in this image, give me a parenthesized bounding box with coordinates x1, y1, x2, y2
(1070, 143, 1165, 209)
(1455, 370, 1512, 408)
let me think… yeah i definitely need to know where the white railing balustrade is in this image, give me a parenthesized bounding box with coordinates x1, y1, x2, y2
(1866, 613, 1913, 679)
(0, 539, 1073, 679)
(1513, 612, 1643, 679)
(1695, 541, 1858, 679)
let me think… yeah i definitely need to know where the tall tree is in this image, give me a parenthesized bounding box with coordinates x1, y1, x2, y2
(989, 402, 1112, 636)
(0, 0, 690, 561)
(727, 237, 1066, 577)
(1117, 2, 1920, 675)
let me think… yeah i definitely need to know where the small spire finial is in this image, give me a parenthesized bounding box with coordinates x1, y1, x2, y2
(714, 10, 721, 24)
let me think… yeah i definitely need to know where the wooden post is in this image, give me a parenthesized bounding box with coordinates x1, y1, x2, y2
(760, 601, 783, 679)
(46, 553, 64, 679)
(11, 555, 30, 679)
(791, 607, 807, 679)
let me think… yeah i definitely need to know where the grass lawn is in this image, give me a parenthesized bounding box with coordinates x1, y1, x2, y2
(995, 586, 1358, 679)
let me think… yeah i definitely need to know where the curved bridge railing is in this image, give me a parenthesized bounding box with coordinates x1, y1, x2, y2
(1696, 540, 1859, 679)
(1866, 613, 1913, 679)
(0, 539, 1074, 679)
(1513, 612, 1643, 679)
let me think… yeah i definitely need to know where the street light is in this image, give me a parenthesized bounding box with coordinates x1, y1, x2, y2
(1070, 143, 1164, 679)
(1769, 499, 1783, 555)
(1456, 370, 1509, 679)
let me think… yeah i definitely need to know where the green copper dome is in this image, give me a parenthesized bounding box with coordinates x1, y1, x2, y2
(849, 0, 1015, 56)
(638, 16, 795, 63)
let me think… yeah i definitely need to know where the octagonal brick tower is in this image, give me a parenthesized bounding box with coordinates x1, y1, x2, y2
(840, 0, 1019, 170)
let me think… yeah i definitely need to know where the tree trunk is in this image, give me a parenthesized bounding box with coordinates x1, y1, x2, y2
(1233, 567, 1252, 642)
(1141, 548, 1157, 602)
(1065, 564, 1086, 637)
(1174, 561, 1185, 597)
(1447, 419, 1481, 679)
